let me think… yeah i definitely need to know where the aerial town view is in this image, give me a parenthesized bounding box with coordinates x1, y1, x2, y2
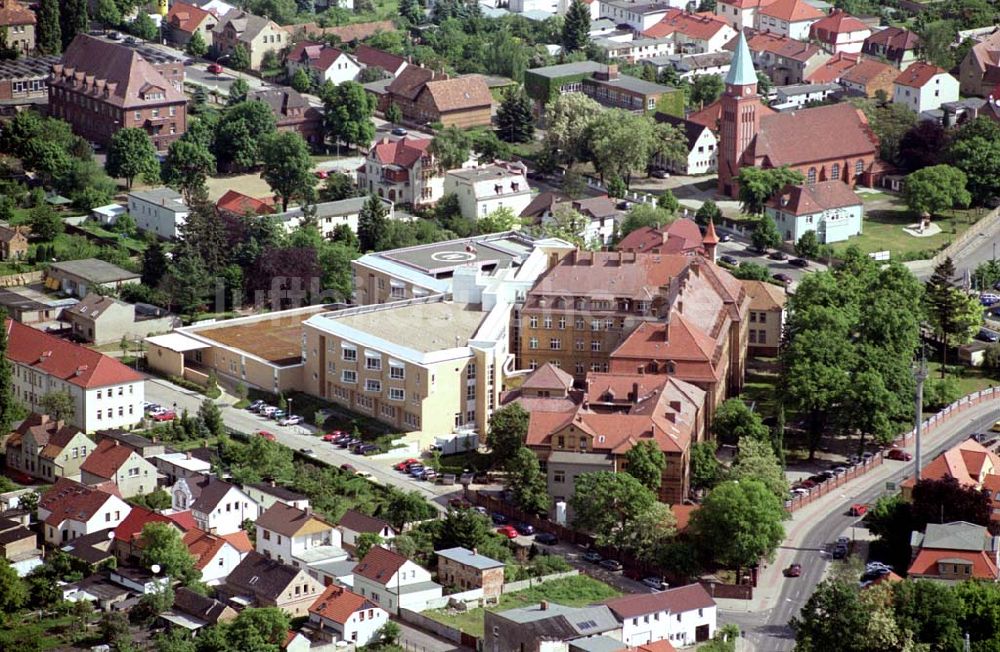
(4, 0, 1000, 650)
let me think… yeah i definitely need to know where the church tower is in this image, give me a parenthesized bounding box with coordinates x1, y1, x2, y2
(717, 32, 761, 199)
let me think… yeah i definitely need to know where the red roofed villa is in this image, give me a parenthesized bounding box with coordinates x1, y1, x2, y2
(909, 521, 1000, 582)
(356, 136, 441, 207)
(308, 584, 389, 646)
(38, 477, 131, 545)
(808, 10, 871, 54)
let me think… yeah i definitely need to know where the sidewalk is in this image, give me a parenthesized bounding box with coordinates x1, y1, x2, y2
(714, 397, 1000, 614)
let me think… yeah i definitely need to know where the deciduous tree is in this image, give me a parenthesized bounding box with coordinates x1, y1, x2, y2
(185, 29, 208, 57)
(40, 391, 75, 422)
(729, 436, 787, 498)
(690, 74, 724, 108)
(570, 471, 659, 551)
(477, 206, 520, 233)
(163, 139, 216, 200)
(689, 441, 721, 491)
(624, 440, 666, 492)
(140, 522, 200, 586)
(618, 204, 675, 237)
(0, 309, 15, 438)
(795, 230, 819, 259)
(690, 479, 784, 572)
(711, 398, 769, 445)
(506, 447, 549, 515)
(261, 132, 314, 212)
(429, 126, 471, 171)
(737, 166, 804, 215)
(904, 164, 971, 217)
(229, 44, 250, 71)
(543, 92, 602, 168)
(106, 127, 160, 190)
(321, 81, 376, 151)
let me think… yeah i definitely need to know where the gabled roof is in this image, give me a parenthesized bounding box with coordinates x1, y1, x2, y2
(766, 181, 862, 215)
(12, 413, 85, 459)
(173, 586, 236, 624)
(113, 505, 181, 545)
(370, 137, 431, 169)
(436, 547, 505, 570)
(353, 546, 407, 584)
(757, 0, 823, 21)
(521, 362, 576, 392)
(809, 10, 868, 39)
(80, 439, 140, 480)
(423, 75, 493, 113)
(339, 509, 393, 535)
(895, 61, 950, 89)
(213, 10, 275, 42)
(604, 583, 715, 619)
(688, 96, 776, 132)
(183, 528, 235, 570)
(521, 191, 568, 219)
(226, 551, 306, 600)
(0, 0, 35, 27)
(222, 530, 253, 553)
(216, 190, 275, 216)
(805, 51, 860, 83)
(180, 474, 245, 514)
(755, 103, 878, 167)
(6, 319, 143, 389)
(167, 2, 214, 33)
(40, 478, 123, 527)
(354, 45, 406, 74)
(901, 438, 1000, 490)
(743, 279, 786, 311)
(62, 293, 128, 321)
(245, 481, 308, 503)
(256, 503, 334, 538)
(740, 30, 825, 63)
(839, 58, 896, 86)
(910, 521, 1000, 580)
(642, 9, 731, 40)
(309, 584, 378, 624)
(654, 113, 712, 151)
(864, 26, 920, 51)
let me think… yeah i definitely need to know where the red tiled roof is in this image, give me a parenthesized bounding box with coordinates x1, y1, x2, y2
(169, 510, 198, 530)
(183, 528, 230, 570)
(671, 504, 697, 532)
(354, 545, 407, 584)
(806, 52, 860, 83)
(839, 58, 896, 86)
(909, 548, 999, 580)
(894, 61, 949, 88)
(755, 103, 878, 168)
(809, 10, 869, 40)
(283, 20, 396, 43)
(0, 0, 35, 27)
(864, 26, 920, 51)
(642, 9, 731, 40)
(688, 97, 776, 133)
(758, 0, 823, 22)
(423, 75, 493, 113)
(217, 190, 275, 216)
(901, 439, 1000, 490)
(371, 137, 431, 169)
(113, 505, 180, 544)
(354, 45, 406, 74)
(741, 31, 825, 63)
(167, 2, 213, 34)
(720, 0, 775, 9)
(222, 530, 253, 553)
(604, 583, 715, 619)
(40, 478, 122, 527)
(309, 584, 378, 624)
(80, 439, 137, 480)
(6, 319, 143, 389)
(766, 181, 862, 215)
(521, 363, 575, 391)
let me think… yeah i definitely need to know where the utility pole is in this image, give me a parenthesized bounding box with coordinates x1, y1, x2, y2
(913, 352, 929, 482)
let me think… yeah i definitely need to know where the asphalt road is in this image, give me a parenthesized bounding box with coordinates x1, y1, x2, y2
(725, 402, 1000, 651)
(715, 236, 828, 288)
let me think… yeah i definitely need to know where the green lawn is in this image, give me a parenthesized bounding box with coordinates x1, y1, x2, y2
(926, 361, 998, 396)
(741, 362, 780, 419)
(425, 575, 621, 637)
(76, 221, 148, 253)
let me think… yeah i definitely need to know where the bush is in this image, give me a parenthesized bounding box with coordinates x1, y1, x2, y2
(167, 375, 221, 399)
(923, 376, 961, 411)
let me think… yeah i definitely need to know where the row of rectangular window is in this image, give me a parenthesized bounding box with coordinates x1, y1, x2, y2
(528, 338, 602, 351)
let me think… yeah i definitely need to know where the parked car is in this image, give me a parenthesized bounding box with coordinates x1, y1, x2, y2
(448, 497, 471, 509)
(534, 532, 558, 545)
(391, 127, 408, 136)
(837, 536, 851, 547)
(497, 525, 519, 539)
(314, 170, 329, 179)
(514, 522, 535, 536)
(773, 273, 793, 285)
(599, 559, 623, 572)
(784, 563, 802, 577)
(992, 420, 1000, 433)
(831, 466, 848, 476)
(422, 469, 438, 481)
(720, 254, 739, 266)
(798, 479, 817, 489)
(340, 463, 356, 473)
(299, 448, 315, 456)
(257, 430, 276, 441)
(356, 470, 374, 480)
(650, 168, 669, 179)
(248, 400, 266, 411)
(832, 545, 848, 559)
(642, 576, 668, 590)
(322, 432, 343, 442)
(395, 458, 420, 471)
(768, 250, 788, 261)
(355, 444, 378, 455)
(491, 512, 508, 525)
(719, 233, 732, 242)
(789, 258, 809, 268)
(261, 406, 278, 417)
(861, 452, 875, 462)
(151, 411, 175, 422)
(278, 416, 302, 426)
(849, 503, 868, 517)
(886, 448, 912, 461)
(982, 293, 1000, 306)
(978, 327, 1000, 343)
(583, 551, 603, 563)
(271, 409, 286, 420)
(207, 62, 223, 74)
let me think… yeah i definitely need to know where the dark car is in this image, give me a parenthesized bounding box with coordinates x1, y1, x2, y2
(789, 258, 809, 268)
(534, 532, 558, 545)
(491, 512, 508, 525)
(583, 551, 603, 563)
(514, 522, 535, 536)
(784, 563, 802, 577)
(720, 254, 739, 266)
(354, 443, 378, 455)
(391, 127, 408, 136)
(599, 559, 624, 572)
(773, 273, 793, 285)
(768, 251, 788, 261)
(720, 233, 732, 242)
(832, 545, 848, 559)
(886, 448, 912, 461)
(978, 327, 1000, 343)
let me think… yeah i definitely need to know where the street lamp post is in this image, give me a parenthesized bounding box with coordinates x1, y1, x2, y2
(913, 353, 929, 482)
(287, 397, 293, 420)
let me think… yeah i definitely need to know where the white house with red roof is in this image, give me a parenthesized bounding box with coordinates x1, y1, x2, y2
(309, 584, 389, 645)
(111, 505, 188, 562)
(80, 439, 159, 498)
(351, 546, 441, 614)
(892, 61, 958, 114)
(285, 41, 361, 86)
(604, 583, 717, 647)
(353, 45, 408, 79)
(764, 180, 863, 244)
(600, 0, 675, 32)
(755, 0, 824, 40)
(641, 9, 737, 55)
(715, 0, 771, 31)
(6, 319, 144, 433)
(166, 2, 220, 47)
(183, 527, 252, 585)
(808, 10, 871, 54)
(357, 136, 443, 208)
(909, 521, 1000, 582)
(170, 473, 259, 536)
(38, 478, 131, 545)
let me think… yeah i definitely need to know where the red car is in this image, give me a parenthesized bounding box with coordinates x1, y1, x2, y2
(207, 62, 223, 74)
(849, 503, 868, 517)
(784, 563, 802, 577)
(151, 411, 175, 422)
(497, 525, 519, 539)
(322, 431, 344, 442)
(314, 170, 329, 179)
(257, 430, 276, 442)
(886, 448, 912, 461)
(394, 458, 420, 471)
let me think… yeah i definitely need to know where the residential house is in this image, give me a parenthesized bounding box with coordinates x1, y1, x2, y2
(743, 280, 786, 357)
(909, 521, 1000, 582)
(640, 9, 737, 55)
(46, 258, 141, 298)
(4, 413, 94, 482)
(111, 505, 188, 564)
(183, 527, 252, 585)
(381, 67, 493, 128)
(255, 502, 346, 570)
(127, 188, 189, 240)
(808, 10, 871, 54)
(604, 584, 717, 647)
(337, 509, 397, 549)
(715, 0, 771, 31)
(862, 26, 920, 69)
(353, 45, 408, 79)
(309, 584, 389, 646)
(248, 88, 324, 146)
(616, 218, 708, 256)
(162, 587, 238, 632)
(153, 452, 212, 486)
(6, 319, 145, 433)
(596, 35, 691, 65)
(653, 113, 717, 174)
(771, 82, 839, 110)
(275, 196, 396, 239)
(216, 190, 276, 217)
(80, 438, 159, 498)
(93, 430, 165, 458)
(893, 62, 959, 114)
(61, 293, 179, 346)
(716, 33, 880, 199)
(521, 193, 623, 246)
(0, 56, 58, 114)
(285, 41, 361, 86)
(838, 58, 898, 99)
(219, 551, 325, 616)
(170, 474, 259, 536)
(805, 51, 862, 85)
(0, 516, 40, 575)
(764, 181, 863, 244)
(484, 602, 621, 652)
(0, 225, 28, 260)
(523, 61, 682, 115)
(436, 547, 505, 600)
(243, 481, 311, 512)
(666, 51, 732, 80)
(600, 0, 672, 31)
(444, 161, 532, 219)
(357, 137, 442, 208)
(754, 0, 823, 40)
(901, 438, 1000, 501)
(166, 2, 219, 47)
(739, 31, 830, 86)
(49, 35, 187, 151)
(212, 11, 286, 71)
(0, 0, 35, 56)
(571, 640, 678, 652)
(352, 546, 442, 614)
(959, 29, 1000, 97)
(38, 478, 131, 545)
(0, 287, 71, 325)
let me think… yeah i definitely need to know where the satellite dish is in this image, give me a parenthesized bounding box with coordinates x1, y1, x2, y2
(151, 564, 161, 574)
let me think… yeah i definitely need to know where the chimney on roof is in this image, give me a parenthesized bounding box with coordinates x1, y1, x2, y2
(304, 506, 312, 516)
(630, 382, 639, 402)
(186, 451, 192, 460)
(472, 547, 477, 555)
(55, 420, 64, 430)
(271, 479, 277, 487)
(540, 600, 549, 611)
(637, 365, 644, 375)
(114, 440, 120, 447)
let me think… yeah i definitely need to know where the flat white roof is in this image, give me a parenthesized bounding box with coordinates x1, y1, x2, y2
(145, 333, 210, 353)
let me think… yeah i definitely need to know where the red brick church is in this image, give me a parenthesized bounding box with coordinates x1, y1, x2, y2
(717, 32, 880, 198)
